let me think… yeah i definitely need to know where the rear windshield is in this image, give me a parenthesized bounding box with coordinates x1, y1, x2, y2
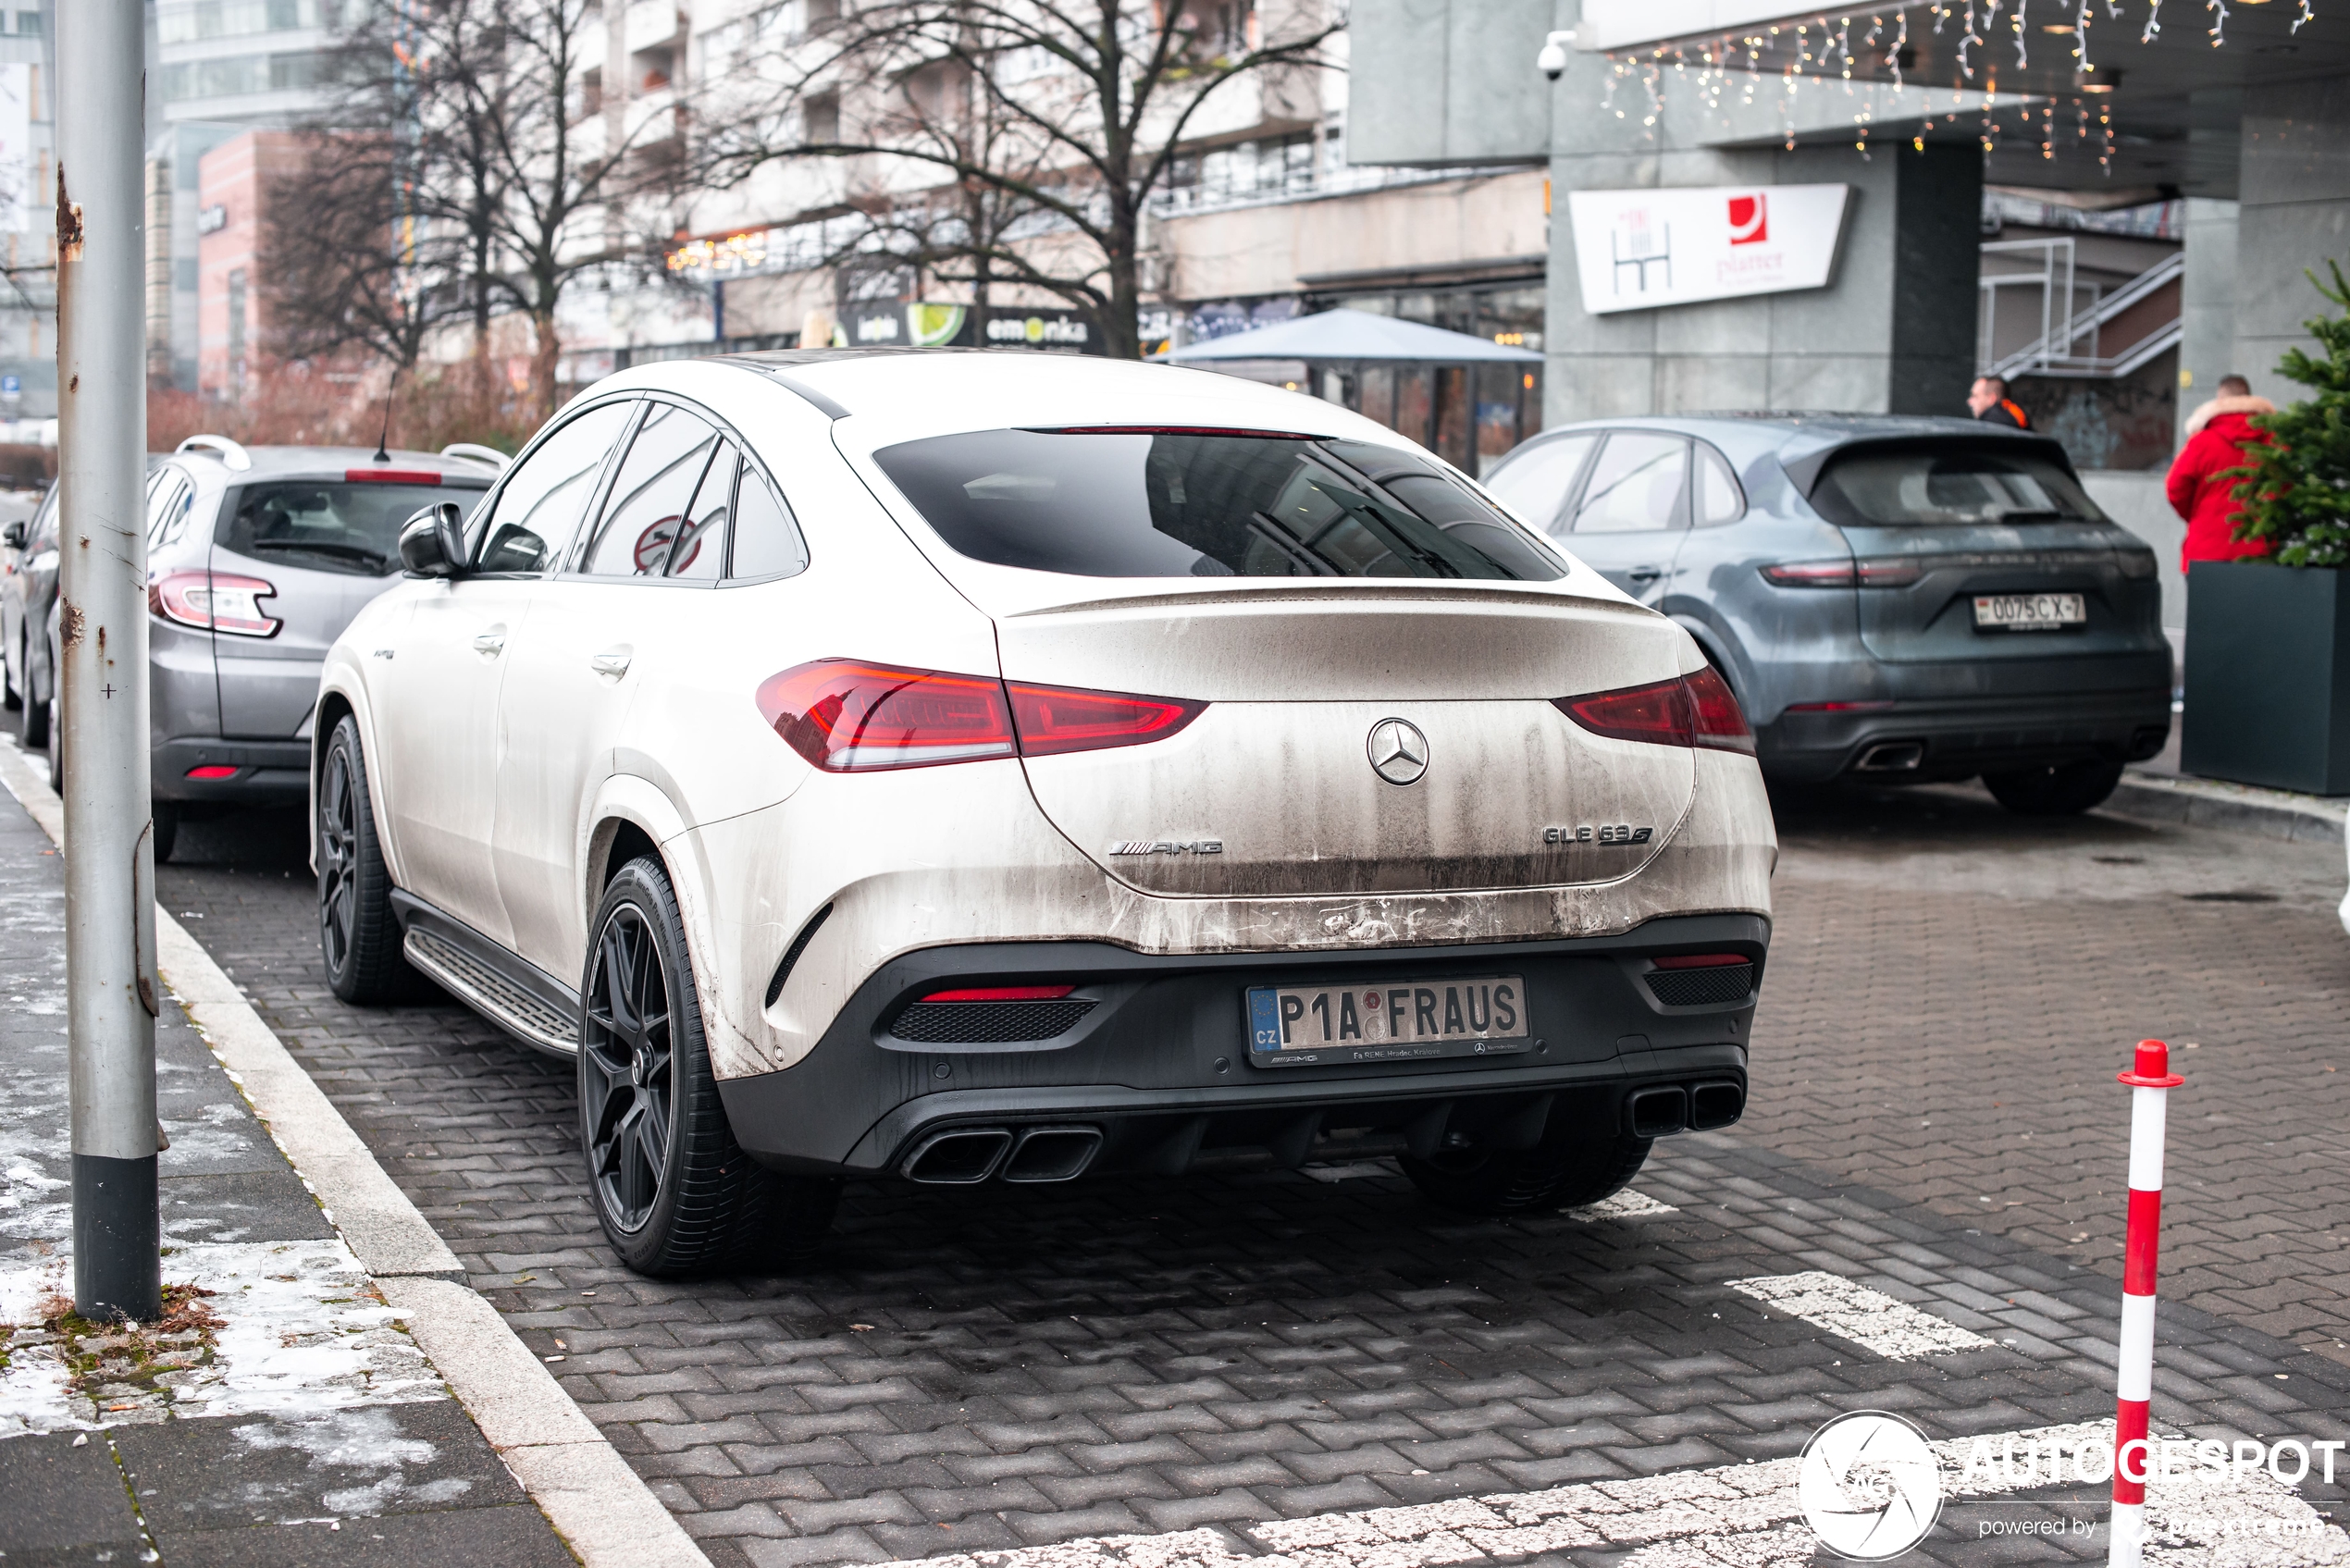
(1812, 443, 2106, 527)
(221, 479, 489, 576)
(872, 429, 1564, 580)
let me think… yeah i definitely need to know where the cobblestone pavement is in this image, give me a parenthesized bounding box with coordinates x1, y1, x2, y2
(143, 780, 2350, 1566)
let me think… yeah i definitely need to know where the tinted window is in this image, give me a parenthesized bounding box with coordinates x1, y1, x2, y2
(667, 441, 734, 581)
(872, 429, 1563, 581)
(727, 463, 808, 580)
(1483, 433, 1595, 534)
(579, 402, 722, 577)
(1695, 444, 1745, 525)
(222, 479, 486, 576)
(1812, 442, 2106, 526)
(472, 399, 636, 573)
(1574, 433, 1687, 534)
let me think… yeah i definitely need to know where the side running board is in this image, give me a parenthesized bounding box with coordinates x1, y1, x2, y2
(402, 922, 581, 1057)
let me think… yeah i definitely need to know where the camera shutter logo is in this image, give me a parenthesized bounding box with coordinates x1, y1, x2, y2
(1799, 1410, 1944, 1560)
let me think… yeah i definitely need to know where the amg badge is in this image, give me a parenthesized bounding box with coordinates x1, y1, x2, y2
(1543, 824, 1653, 846)
(1108, 839, 1224, 856)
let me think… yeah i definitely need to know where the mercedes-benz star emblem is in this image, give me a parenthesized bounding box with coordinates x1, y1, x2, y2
(1367, 718, 1429, 786)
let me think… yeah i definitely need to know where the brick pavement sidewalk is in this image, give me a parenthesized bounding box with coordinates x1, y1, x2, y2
(136, 796, 2350, 1567)
(0, 786, 575, 1564)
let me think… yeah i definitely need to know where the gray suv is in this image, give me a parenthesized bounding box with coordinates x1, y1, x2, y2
(27, 437, 497, 858)
(1481, 414, 2171, 814)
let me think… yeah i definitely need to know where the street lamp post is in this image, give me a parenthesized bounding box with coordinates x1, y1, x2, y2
(56, 0, 162, 1325)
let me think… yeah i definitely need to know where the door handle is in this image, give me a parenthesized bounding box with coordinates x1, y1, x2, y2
(472, 625, 506, 656)
(1626, 565, 1664, 583)
(590, 647, 633, 679)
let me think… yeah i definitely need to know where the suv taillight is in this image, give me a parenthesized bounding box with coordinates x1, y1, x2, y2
(150, 570, 281, 637)
(1556, 667, 1753, 755)
(755, 660, 1205, 772)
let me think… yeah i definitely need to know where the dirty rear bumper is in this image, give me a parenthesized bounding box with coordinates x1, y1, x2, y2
(1756, 688, 2171, 784)
(718, 914, 1764, 1180)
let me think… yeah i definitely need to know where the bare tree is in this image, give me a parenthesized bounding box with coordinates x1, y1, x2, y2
(276, 0, 687, 416)
(262, 130, 453, 374)
(701, 0, 1342, 360)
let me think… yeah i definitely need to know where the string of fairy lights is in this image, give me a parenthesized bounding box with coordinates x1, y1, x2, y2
(1598, 0, 2317, 167)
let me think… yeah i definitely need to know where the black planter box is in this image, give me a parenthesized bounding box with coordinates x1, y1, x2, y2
(2183, 561, 2350, 795)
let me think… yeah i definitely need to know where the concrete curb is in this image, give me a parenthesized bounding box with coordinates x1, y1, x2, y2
(0, 735, 711, 1568)
(2109, 770, 2347, 846)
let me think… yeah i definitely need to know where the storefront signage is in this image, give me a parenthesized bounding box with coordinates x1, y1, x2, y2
(1565, 184, 1849, 315)
(837, 302, 1103, 353)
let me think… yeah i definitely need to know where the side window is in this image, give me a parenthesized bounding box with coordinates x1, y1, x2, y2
(1574, 433, 1688, 534)
(145, 470, 194, 549)
(665, 441, 734, 581)
(578, 401, 723, 578)
(1482, 434, 1595, 535)
(727, 462, 809, 581)
(29, 486, 57, 549)
(472, 400, 636, 574)
(1694, 443, 1746, 525)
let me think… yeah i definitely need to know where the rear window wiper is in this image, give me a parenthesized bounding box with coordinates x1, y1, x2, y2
(243, 538, 391, 569)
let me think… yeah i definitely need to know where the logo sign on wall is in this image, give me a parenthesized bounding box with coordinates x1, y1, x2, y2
(1565, 184, 1850, 315)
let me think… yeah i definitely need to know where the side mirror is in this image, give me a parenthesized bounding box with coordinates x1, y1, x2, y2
(2, 519, 24, 550)
(398, 502, 469, 577)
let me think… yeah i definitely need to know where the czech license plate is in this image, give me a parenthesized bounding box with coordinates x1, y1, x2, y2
(1973, 591, 2085, 630)
(1245, 975, 1530, 1068)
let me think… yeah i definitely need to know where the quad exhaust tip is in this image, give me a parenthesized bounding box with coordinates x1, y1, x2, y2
(1854, 740, 1925, 772)
(1689, 1080, 1746, 1131)
(901, 1125, 1104, 1184)
(1628, 1086, 1688, 1140)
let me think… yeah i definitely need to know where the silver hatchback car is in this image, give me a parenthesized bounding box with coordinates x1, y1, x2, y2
(1480, 414, 2171, 814)
(124, 436, 498, 858)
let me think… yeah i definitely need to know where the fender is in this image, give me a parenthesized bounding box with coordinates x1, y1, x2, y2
(1668, 611, 1751, 710)
(583, 773, 753, 1076)
(309, 659, 402, 888)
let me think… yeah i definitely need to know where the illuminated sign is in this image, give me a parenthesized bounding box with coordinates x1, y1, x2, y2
(1565, 183, 1849, 315)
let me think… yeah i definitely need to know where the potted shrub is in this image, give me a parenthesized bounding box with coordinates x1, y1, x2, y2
(2182, 262, 2350, 795)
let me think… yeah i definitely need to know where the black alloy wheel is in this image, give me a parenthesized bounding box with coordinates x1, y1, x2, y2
(583, 900, 675, 1236)
(580, 857, 838, 1277)
(315, 716, 414, 1003)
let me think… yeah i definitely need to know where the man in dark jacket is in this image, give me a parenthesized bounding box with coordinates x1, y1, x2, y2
(2166, 374, 2276, 573)
(1967, 375, 2032, 429)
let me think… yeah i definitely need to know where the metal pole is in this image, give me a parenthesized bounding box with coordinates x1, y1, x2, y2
(57, 0, 161, 1325)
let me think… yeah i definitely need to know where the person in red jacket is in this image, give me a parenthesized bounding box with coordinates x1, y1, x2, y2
(2167, 375, 2276, 572)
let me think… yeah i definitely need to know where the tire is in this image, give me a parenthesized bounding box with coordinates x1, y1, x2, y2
(580, 856, 837, 1278)
(3, 639, 19, 711)
(1982, 758, 2124, 816)
(152, 801, 179, 866)
(315, 716, 414, 1003)
(43, 691, 59, 793)
(1403, 1129, 1652, 1216)
(19, 681, 46, 750)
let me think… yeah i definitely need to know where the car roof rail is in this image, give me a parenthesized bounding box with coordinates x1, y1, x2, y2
(440, 442, 510, 471)
(175, 434, 252, 471)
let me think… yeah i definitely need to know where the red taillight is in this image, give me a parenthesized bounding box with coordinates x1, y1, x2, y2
(755, 660, 1204, 772)
(1557, 668, 1753, 755)
(345, 468, 442, 484)
(1684, 665, 1755, 754)
(921, 984, 1077, 1002)
(185, 764, 240, 781)
(150, 570, 281, 638)
(756, 660, 1016, 772)
(1651, 953, 1750, 969)
(1007, 680, 1204, 758)
(1762, 558, 1921, 588)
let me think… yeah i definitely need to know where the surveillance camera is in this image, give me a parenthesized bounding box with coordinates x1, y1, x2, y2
(1538, 30, 1575, 80)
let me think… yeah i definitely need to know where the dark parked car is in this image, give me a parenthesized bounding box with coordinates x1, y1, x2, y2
(1480, 414, 2171, 814)
(2, 479, 60, 756)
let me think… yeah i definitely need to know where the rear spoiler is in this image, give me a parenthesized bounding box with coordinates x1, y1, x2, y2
(1779, 432, 2076, 499)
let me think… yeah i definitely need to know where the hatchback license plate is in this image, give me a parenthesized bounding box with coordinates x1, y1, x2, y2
(1245, 976, 1530, 1068)
(1973, 591, 2085, 630)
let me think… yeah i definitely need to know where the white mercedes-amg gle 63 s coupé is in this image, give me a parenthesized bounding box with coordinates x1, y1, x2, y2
(314, 350, 1776, 1276)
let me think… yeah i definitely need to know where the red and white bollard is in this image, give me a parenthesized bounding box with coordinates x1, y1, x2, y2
(2109, 1038, 2183, 1566)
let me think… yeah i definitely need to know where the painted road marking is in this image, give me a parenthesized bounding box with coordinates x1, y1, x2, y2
(1726, 1270, 1995, 1360)
(1572, 1190, 1678, 1219)
(875, 1421, 2348, 1568)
